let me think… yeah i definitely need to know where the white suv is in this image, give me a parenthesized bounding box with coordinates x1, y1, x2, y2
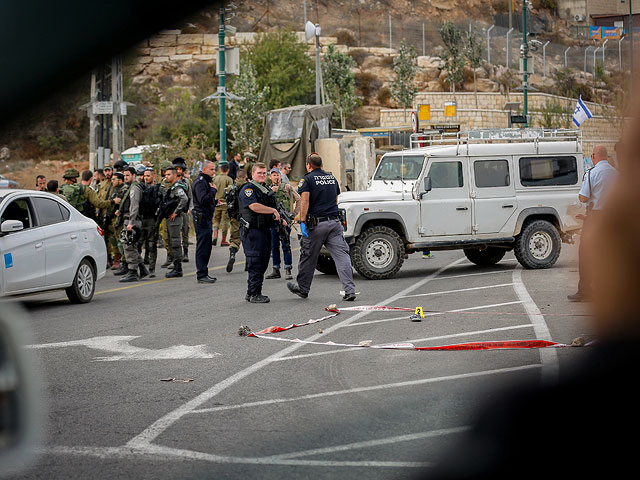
(0, 190, 107, 303)
(334, 129, 585, 280)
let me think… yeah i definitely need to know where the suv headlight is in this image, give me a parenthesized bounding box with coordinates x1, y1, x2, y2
(338, 208, 347, 231)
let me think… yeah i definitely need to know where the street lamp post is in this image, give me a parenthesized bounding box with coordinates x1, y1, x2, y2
(218, 5, 227, 163)
(305, 21, 322, 105)
(522, 1, 529, 126)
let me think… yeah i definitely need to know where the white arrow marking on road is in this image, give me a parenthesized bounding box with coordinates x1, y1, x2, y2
(26, 336, 221, 361)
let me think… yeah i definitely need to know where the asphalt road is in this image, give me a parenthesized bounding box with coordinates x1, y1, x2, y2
(9, 239, 593, 479)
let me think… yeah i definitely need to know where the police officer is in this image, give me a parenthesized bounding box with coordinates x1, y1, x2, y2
(287, 153, 356, 301)
(191, 160, 218, 284)
(163, 165, 189, 278)
(238, 162, 286, 303)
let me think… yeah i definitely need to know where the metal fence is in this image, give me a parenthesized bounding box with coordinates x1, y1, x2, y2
(237, 1, 632, 79)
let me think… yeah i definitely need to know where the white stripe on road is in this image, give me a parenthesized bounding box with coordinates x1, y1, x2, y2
(344, 301, 524, 328)
(189, 364, 540, 415)
(431, 269, 513, 281)
(125, 257, 467, 451)
(274, 323, 534, 362)
(399, 282, 515, 299)
(512, 267, 559, 384)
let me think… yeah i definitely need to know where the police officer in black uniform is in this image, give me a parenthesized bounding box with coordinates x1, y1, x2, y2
(287, 153, 356, 301)
(238, 162, 285, 303)
(191, 160, 218, 284)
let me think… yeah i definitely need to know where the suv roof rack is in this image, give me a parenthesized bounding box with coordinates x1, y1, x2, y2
(409, 128, 582, 155)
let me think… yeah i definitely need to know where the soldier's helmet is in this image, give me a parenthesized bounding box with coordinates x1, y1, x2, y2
(160, 161, 173, 171)
(135, 164, 147, 176)
(119, 225, 142, 245)
(172, 157, 188, 169)
(62, 168, 80, 179)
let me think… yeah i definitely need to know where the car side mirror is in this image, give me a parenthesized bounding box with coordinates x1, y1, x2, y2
(419, 177, 432, 199)
(0, 219, 24, 235)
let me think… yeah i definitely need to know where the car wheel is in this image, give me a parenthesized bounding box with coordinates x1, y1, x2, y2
(352, 225, 405, 280)
(65, 258, 96, 304)
(315, 254, 338, 275)
(463, 247, 507, 266)
(514, 220, 561, 269)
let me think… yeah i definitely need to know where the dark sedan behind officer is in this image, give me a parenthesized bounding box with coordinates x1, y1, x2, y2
(191, 160, 218, 284)
(238, 162, 286, 303)
(287, 153, 356, 301)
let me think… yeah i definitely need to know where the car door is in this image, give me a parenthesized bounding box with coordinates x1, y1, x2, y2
(31, 196, 78, 287)
(419, 158, 472, 237)
(0, 196, 45, 293)
(470, 157, 517, 234)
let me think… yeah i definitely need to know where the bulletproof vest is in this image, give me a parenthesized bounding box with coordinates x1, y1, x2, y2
(239, 180, 275, 229)
(119, 181, 137, 215)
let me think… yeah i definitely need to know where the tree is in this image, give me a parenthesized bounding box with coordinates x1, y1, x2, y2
(464, 30, 484, 108)
(227, 58, 269, 154)
(247, 31, 315, 109)
(390, 39, 419, 122)
(439, 21, 465, 95)
(322, 44, 361, 129)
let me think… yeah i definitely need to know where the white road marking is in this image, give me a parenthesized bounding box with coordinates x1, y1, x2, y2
(274, 324, 535, 362)
(189, 364, 540, 415)
(265, 427, 470, 460)
(25, 336, 221, 361)
(399, 282, 515, 299)
(124, 257, 467, 451)
(512, 267, 559, 384)
(431, 269, 514, 281)
(344, 300, 524, 328)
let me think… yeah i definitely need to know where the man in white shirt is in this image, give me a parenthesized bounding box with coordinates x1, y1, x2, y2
(568, 145, 618, 302)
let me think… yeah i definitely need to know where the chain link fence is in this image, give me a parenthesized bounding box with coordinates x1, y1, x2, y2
(234, 1, 631, 79)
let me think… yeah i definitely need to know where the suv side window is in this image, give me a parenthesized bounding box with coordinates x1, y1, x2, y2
(428, 161, 464, 188)
(519, 156, 577, 186)
(0, 198, 34, 229)
(32, 197, 65, 226)
(474, 160, 510, 188)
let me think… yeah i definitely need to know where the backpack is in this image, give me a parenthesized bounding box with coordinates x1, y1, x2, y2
(137, 183, 163, 219)
(225, 184, 242, 220)
(61, 183, 85, 211)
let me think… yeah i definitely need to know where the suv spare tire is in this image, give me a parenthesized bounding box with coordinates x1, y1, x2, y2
(514, 219, 561, 269)
(463, 247, 507, 266)
(352, 225, 405, 280)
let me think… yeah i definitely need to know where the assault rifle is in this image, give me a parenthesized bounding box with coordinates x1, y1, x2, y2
(274, 200, 295, 253)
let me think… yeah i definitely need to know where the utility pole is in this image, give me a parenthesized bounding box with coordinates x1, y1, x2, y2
(218, 4, 227, 163)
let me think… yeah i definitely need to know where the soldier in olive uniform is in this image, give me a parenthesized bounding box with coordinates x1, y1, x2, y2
(172, 157, 192, 263)
(226, 169, 247, 272)
(163, 165, 189, 278)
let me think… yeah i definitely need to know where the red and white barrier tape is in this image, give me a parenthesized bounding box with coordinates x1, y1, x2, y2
(239, 305, 593, 352)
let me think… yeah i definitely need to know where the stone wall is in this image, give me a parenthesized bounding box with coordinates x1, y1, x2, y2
(380, 92, 621, 155)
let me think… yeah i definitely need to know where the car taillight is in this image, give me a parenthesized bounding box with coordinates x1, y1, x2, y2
(97, 226, 104, 237)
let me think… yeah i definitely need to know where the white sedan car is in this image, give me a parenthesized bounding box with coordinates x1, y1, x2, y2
(0, 189, 107, 303)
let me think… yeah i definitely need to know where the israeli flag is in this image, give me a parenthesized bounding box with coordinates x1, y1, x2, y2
(572, 96, 593, 128)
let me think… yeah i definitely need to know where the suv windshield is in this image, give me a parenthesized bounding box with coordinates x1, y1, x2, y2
(374, 155, 424, 180)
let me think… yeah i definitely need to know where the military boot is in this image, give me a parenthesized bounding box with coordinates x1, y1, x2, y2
(266, 267, 281, 279)
(182, 246, 189, 263)
(249, 294, 270, 303)
(119, 269, 139, 283)
(220, 235, 230, 247)
(160, 255, 172, 268)
(138, 262, 150, 279)
(285, 267, 293, 280)
(165, 261, 183, 278)
(226, 247, 237, 273)
(110, 253, 121, 270)
(113, 261, 128, 276)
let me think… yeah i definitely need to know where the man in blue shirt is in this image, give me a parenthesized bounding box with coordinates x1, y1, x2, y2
(287, 153, 356, 301)
(568, 145, 617, 302)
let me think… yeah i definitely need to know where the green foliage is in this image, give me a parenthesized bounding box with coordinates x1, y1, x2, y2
(439, 22, 465, 92)
(552, 68, 594, 102)
(390, 39, 419, 115)
(464, 31, 483, 69)
(227, 58, 269, 154)
(536, 100, 572, 129)
(246, 31, 315, 109)
(141, 134, 212, 172)
(322, 44, 361, 129)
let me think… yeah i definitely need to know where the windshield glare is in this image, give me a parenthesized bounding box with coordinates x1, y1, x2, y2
(374, 155, 424, 181)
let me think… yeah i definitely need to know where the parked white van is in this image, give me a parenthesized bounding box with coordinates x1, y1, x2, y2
(335, 128, 585, 280)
